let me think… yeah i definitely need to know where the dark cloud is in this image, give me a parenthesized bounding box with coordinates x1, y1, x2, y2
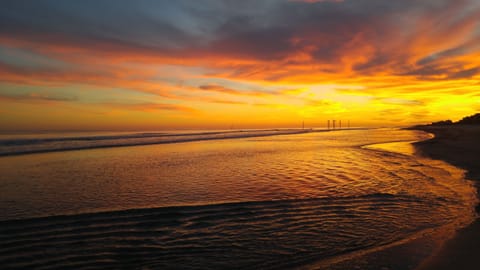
(0, 0, 203, 49)
(100, 102, 196, 113)
(0, 92, 76, 102)
(415, 46, 469, 66)
(0, 0, 418, 54)
(402, 64, 480, 80)
(448, 67, 480, 79)
(374, 97, 425, 106)
(0, 0, 479, 81)
(199, 84, 238, 94)
(198, 84, 275, 96)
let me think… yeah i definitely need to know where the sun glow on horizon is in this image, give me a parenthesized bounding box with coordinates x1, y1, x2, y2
(1, 0, 479, 131)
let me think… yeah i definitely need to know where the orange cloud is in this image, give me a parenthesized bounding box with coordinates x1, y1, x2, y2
(1, 0, 480, 130)
(100, 102, 197, 113)
(197, 84, 276, 96)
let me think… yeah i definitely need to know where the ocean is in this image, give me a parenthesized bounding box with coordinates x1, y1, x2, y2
(0, 128, 476, 269)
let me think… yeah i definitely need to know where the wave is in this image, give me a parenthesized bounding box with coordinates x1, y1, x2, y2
(0, 129, 311, 156)
(0, 194, 452, 270)
(1, 128, 475, 269)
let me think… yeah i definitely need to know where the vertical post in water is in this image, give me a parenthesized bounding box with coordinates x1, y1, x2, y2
(339, 120, 342, 129)
(333, 120, 336, 130)
(328, 120, 330, 130)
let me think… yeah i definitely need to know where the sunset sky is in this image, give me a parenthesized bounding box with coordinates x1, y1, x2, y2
(1, 0, 480, 131)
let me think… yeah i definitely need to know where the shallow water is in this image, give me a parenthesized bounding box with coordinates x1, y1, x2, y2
(0, 128, 476, 269)
(0, 129, 309, 156)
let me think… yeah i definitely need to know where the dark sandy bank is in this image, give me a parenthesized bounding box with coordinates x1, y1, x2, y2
(413, 125, 480, 270)
(413, 125, 480, 180)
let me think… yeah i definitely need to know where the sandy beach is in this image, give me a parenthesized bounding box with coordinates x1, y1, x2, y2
(414, 125, 480, 270)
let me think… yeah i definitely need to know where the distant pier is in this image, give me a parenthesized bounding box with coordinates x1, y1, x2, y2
(327, 120, 350, 130)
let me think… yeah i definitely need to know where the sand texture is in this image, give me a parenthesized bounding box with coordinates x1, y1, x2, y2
(414, 125, 480, 270)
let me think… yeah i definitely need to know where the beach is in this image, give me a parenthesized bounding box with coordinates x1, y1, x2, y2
(413, 125, 480, 180)
(413, 125, 480, 270)
(2, 1, 480, 268)
(1, 128, 476, 269)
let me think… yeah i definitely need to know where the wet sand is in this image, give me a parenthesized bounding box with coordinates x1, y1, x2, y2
(413, 125, 480, 270)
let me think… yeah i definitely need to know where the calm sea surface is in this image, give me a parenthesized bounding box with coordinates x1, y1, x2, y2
(0, 129, 476, 269)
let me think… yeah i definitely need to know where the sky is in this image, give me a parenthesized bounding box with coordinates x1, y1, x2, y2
(1, 0, 480, 131)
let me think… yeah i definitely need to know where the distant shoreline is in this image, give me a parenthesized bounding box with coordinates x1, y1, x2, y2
(412, 125, 480, 270)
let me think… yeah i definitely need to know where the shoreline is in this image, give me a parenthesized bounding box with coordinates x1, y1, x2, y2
(0, 128, 313, 157)
(0, 128, 369, 157)
(0, 126, 474, 269)
(412, 125, 480, 270)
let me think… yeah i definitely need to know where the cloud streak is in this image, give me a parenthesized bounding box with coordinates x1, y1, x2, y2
(0, 92, 76, 103)
(2, 0, 479, 84)
(1, 0, 479, 129)
(101, 102, 197, 113)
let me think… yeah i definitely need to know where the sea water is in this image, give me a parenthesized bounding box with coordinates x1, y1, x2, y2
(0, 128, 476, 269)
